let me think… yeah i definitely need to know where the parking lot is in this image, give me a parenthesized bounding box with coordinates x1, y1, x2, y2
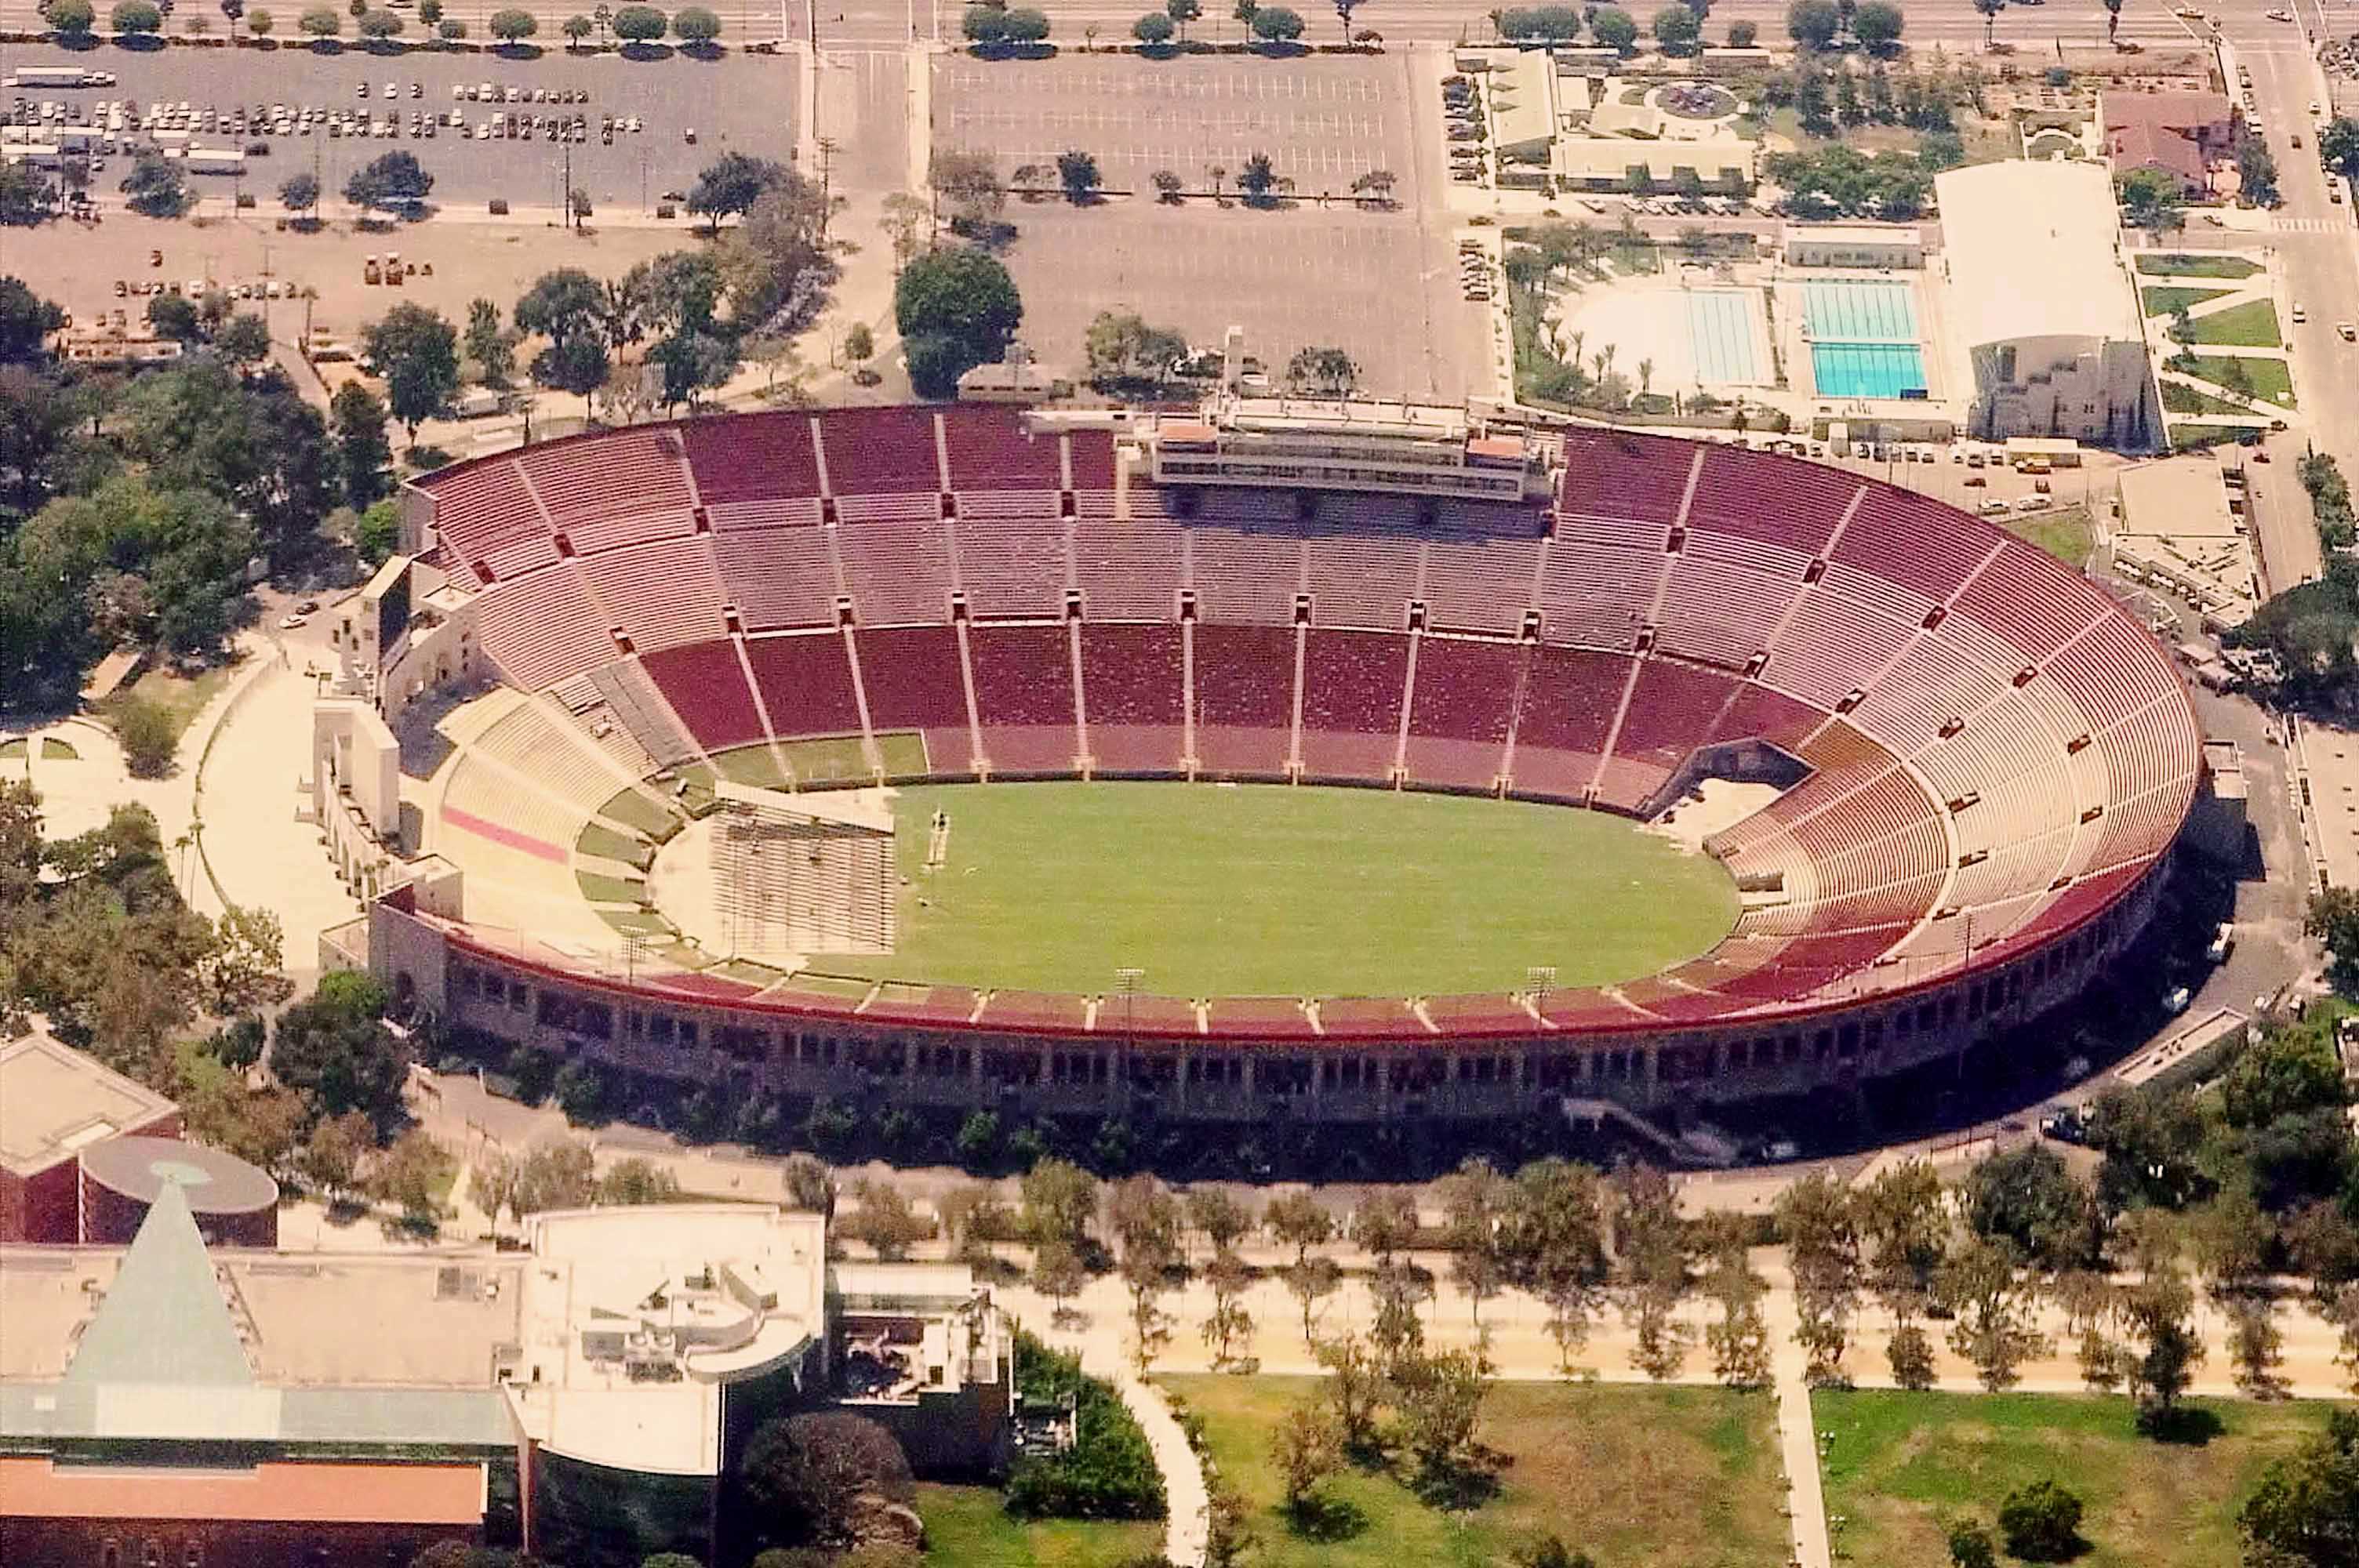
(996, 202, 1483, 403)
(933, 54, 1414, 196)
(1, 42, 796, 209)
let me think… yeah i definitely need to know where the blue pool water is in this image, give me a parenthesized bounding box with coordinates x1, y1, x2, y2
(1811, 342, 1928, 399)
(1802, 279, 1926, 398)
(1684, 290, 1764, 384)
(1801, 278, 1920, 341)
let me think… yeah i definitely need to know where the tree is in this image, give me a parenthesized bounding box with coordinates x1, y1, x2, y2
(1236, 151, 1281, 205)
(0, 278, 64, 364)
(688, 151, 790, 234)
(839, 1178, 931, 1260)
(1786, 0, 1838, 46)
(1851, 0, 1902, 49)
(462, 297, 517, 387)
(111, 0, 162, 31)
(1888, 1320, 1937, 1389)
(2237, 130, 2281, 209)
(1727, 16, 1755, 42)
(1186, 1188, 1253, 1257)
(1392, 1345, 1491, 1483)
(2242, 1408, 2359, 1566)
(1165, 0, 1200, 36)
(345, 150, 434, 221)
(1778, 1171, 1863, 1385)
(932, 148, 1006, 229)
(1438, 1157, 1511, 1325)
(111, 695, 178, 781)
(1200, 1247, 1255, 1366)
(1083, 310, 1187, 388)
(1651, 3, 1699, 52)
(329, 381, 393, 508)
(298, 3, 340, 33)
(739, 1411, 915, 1554)
(672, 2, 719, 40)
(362, 303, 460, 441)
(369, 1127, 450, 1229)
(357, 9, 403, 37)
(1056, 149, 1102, 204)
(1962, 1143, 2098, 1273)
(1020, 1156, 1099, 1250)
(2122, 1263, 2207, 1432)
(1031, 1237, 1088, 1323)
(300, 1109, 374, 1200)
(198, 904, 293, 1017)
(1701, 1221, 1772, 1389)
(893, 246, 1022, 397)
(561, 10, 592, 43)
(2227, 1294, 2287, 1398)
(1946, 1520, 1997, 1568)
(1314, 1332, 1385, 1453)
(50, 0, 97, 36)
(2323, 118, 2359, 185)
(277, 172, 320, 227)
(1269, 1400, 1340, 1519)
(1997, 1480, 2084, 1563)
(1248, 2, 1302, 40)
(146, 293, 205, 345)
(1134, 9, 1175, 40)
(783, 1152, 835, 1214)
(1501, 1160, 1608, 1374)
(1589, 3, 1637, 49)
(613, 0, 667, 37)
(270, 971, 408, 1131)
(121, 155, 189, 219)
(1268, 1192, 1339, 1343)
(214, 313, 272, 370)
(1939, 1236, 2049, 1392)
(1972, 0, 2002, 46)
(1146, 167, 1187, 205)
(1616, 1167, 1694, 1381)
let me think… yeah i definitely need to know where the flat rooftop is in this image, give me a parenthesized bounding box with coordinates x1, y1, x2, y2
(1936, 161, 2144, 349)
(0, 1032, 178, 1180)
(0, 1248, 520, 1387)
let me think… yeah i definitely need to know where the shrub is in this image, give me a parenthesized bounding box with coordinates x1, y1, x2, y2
(1997, 1480, 2085, 1563)
(113, 696, 177, 778)
(740, 1411, 916, 1551)
(672, 2, 719, 39)
(611, 2, 667, 38)
(488, 5, 535, 35)
(49, 0, 97, 36)
(111, 0, 162, 31)
(1003, 1334, 1167, 1520)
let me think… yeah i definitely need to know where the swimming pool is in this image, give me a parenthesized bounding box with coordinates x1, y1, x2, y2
(1685, 289, 1765, 384)
(1811, 342, 1928, 400)
(1801, 278, 1920, 342)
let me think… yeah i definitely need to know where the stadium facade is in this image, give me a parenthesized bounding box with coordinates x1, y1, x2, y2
(315, 404, 2203, 1128)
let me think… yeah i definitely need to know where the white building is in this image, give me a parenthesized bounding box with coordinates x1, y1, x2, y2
(1935, 162, 2158, 448)
(1785, 223, 1925, 270)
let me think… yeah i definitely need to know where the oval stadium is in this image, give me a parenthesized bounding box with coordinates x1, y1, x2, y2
(318, 400, 2202, 1137)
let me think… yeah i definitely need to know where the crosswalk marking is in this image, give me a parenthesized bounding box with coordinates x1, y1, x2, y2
(2273, 216, 2351, 233)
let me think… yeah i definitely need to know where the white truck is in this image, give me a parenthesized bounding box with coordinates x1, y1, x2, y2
(6, 66, 117, 89)
(176, 147, 248, 176)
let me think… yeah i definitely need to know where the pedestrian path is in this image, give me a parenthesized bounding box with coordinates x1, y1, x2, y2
(1772, 1344, 1833, 1568)
(1112, 1370, 1210, 1568)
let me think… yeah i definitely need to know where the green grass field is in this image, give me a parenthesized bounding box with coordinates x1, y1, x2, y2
(824, 782, 1739, 996)
(2003, 505, 2096, 568)
(2178, 300, 2284, 347)
(2136, 252, 2263, 279)
(1161, 1375, 1787, 1568)
(1815, 1389, 2329, 1568)
(2179, 353, 2295, 405)
(916, 1483, 1163, 1568)
(2142, 284, 2237, 317)
(2169, 422, 2260, 452)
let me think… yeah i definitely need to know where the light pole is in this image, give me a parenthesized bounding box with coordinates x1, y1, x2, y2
(1115, 965, 1144, 1065)
(1525, 964, 1556, 1018)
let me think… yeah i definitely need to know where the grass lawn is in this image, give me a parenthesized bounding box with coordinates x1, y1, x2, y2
(2142, 283, 2238, 317)
(0, 738, 24, 760)
(1816, 1389, 2330, 1568)
(826, 782, 1740, 996)
(2170, 422, 2261, 451)
(2004, 505, 2096, 568)
(916, 1483, 1162, 1568)
(2179, 353, 2295, 405)
(1160, 1375, 1787, 1568)
(2136, 252, 2264, 279)
(2162, 380, 2264, 417)
(111, 660, 240, 744)
(39, 736, 78, 760)
(2178, 299, 2283, 347)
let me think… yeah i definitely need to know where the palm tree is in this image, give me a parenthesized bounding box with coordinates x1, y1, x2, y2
(1638, 357, 1654, 398)
(1333, 0, 1357, 45)
(1084, 20, 1099, 47)
(1973, 0, 2003, 49)
(1566, 328, 1585, 367)
(1207, 163, 1227, 199)
(2103, 0, 2120, 41)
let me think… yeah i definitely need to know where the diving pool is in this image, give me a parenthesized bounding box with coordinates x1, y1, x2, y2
(1810, 342, 1928, 400)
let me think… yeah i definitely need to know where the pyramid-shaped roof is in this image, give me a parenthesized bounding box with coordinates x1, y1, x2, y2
(65, 1178, 254, 1388)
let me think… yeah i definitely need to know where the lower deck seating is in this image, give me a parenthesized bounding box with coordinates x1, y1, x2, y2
(1081, 625, 1184, 774)
(745, 632, 865, 742)
(969, 624, 1078, 774)
(1299, 630, 1408, 779)
(1193, 624, 1296, 776)
(848, 625, 973, 775)
(1510, 646, 1631, 800)
(638, 641, 765, 752)
(1405, 637, 1520, 791)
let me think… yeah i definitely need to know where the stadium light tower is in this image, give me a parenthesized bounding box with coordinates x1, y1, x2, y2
(1115, 967, 1146, 1051)
(1526, 964, 1557, 1016)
